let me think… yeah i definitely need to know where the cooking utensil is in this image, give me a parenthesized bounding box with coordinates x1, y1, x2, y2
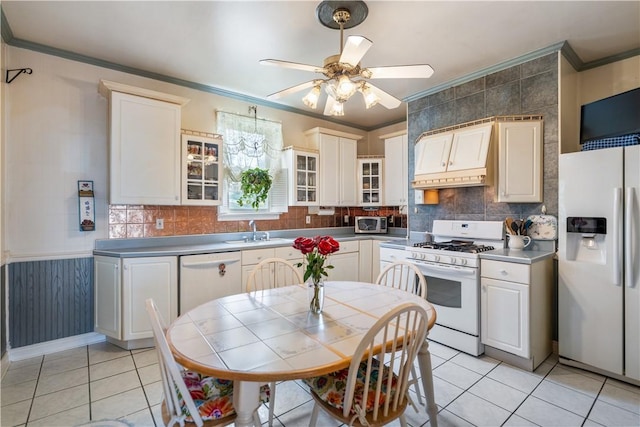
(523, 219, 533, 235)
(511, 220, 521, 235)
(505, 217, 515, 235)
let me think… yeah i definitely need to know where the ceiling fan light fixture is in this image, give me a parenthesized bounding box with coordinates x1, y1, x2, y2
(325, 75, 357, 102)
(360, 84, 380, 109)
(330, 99, 345, 116)
(302, 85, 321, 109)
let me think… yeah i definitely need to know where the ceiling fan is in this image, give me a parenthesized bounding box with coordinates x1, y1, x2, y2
(260, 0, 434, 116)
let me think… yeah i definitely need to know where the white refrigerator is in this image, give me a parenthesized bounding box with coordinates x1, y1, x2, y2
(558, 145, 639, 383)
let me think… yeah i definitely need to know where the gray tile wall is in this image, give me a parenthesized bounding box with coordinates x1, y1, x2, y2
(8, 258, 94, 348)
(407, 53, 559, 233)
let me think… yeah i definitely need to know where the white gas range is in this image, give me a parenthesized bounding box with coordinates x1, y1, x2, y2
(404, 220, 505, 355)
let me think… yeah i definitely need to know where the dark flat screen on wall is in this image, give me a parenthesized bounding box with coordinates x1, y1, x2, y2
(580, 87, 640, 143)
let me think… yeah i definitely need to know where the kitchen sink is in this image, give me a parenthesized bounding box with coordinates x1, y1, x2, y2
(224, 237, 292, 245)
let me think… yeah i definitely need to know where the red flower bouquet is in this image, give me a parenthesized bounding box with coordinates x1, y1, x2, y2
(292, 236, 340, 285)
(293, 236, 340, 313)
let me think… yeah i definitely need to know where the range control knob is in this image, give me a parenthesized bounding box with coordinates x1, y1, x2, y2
(460, 258, 468, 265)
(433, 255, 440, 262)
(411, 252, 419, 259)
(420, 253, 427, 260)
(450, 257, 457, 264)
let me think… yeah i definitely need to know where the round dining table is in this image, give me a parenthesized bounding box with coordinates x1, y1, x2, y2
(167, 281, 438, 427)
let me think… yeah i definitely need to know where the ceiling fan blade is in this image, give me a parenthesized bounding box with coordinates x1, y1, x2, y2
(339, 35, 373, 67)
(323, 95, 338, 116)
(363, 83, 402, 109)
(260, 59, 325, 74)
(366, 64, 435, 79)
(267, 80, 319, 100)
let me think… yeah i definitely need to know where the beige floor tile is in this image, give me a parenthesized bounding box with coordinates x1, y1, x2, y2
(29, 383, 89, 421)
(533, 379, 596, 417)
(468, 377, 528, 412)
(588, 399, 640, 426)
(5, 356, 42, 370)
(0, 379, 36, 406)
(89, 355, 136, 381)
(91, 387, 149, 420)
(90, 370, 141, 402)
(598, 381, 640, 414)
(131, 348, 157, 368)
(88, 341, 132, 365)
(35, 366, 88, 396)
(0, 399, 31, 426)
(42, 346, 87, 362)
(426, 409, 474, 427)
(119, 406, 156, 426)
(433, 360, 482, 389)
(515, 395, 584, 426)
(150, 402, 164, 426)
(136, 363, 160, 385)
(447, 392, 511, 426)
(142, 380, 163, 407)
(40, 353, 88, 377)
(1, 364, 40, 386)
(26, 404, 90, 427)
(450, 352, 500, 375)
(487, 363, 543, 394)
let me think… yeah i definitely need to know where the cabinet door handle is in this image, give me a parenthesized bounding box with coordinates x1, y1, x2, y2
(441, 162, 446, 167)
(482, 284, 486, 292)
(500, 269, 508, 275)
(449, 161, 453, 166)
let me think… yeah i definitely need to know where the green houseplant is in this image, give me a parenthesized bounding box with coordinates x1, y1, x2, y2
(237, 167, 273, 210)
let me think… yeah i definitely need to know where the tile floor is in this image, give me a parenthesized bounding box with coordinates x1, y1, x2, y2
(1, 340, 639, 427)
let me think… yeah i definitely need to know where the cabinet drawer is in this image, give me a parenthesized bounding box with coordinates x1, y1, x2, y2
(338, 240, 360, 253)
(242, 248, 275, 265)
(275, 246, 302, 261)
(482, 259, 530, 284)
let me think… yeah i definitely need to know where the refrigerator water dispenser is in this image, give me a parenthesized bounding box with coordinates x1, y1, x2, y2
(565, 217, 607, 263)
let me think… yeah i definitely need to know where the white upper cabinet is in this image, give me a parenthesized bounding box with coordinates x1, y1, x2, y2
(305, 127, 362, 207)
(448, 124, 494, 171)
(282, 147, 319, 206)
(383, 133, 408, 205)
(497, 120, 543, 203)
(99, 80, 189, 205)
(181, 133, 223, 205)
(415, 132, 454, 176)
(358, 158, 383, 206)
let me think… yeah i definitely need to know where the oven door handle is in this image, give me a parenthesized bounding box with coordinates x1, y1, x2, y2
(412, 262, 477, 276)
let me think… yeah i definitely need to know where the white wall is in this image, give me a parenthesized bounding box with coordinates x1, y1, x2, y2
(578, 55, 640, 105)
(4, 47, 396, 260)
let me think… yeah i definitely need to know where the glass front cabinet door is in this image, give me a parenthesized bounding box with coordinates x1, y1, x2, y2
(282, 147, 318, 206)
(181, 133, 222, 205)
(358, 158, 383, 206)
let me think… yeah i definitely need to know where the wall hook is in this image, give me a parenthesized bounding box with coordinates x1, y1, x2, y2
(6, 68, 33, 84)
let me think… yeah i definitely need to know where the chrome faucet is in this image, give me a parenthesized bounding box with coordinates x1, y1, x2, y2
(249, 220, 257, 241)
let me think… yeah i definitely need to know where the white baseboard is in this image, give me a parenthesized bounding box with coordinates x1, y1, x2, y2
(1, 352, 9, 379)
(8, 332, 106, 362)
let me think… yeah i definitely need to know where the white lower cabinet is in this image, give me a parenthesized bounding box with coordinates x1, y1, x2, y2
(481, 276, 530, 357)
(95, 255, 178, 348)
(241, 247, 303, 291)
(480, 257, 553, 370)
(326, 240, 360, 282)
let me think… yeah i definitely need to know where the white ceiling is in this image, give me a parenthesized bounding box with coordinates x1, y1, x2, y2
(2, 1, 639, 130)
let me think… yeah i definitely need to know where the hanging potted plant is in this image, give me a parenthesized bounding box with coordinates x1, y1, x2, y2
(237, 167, 273, 210)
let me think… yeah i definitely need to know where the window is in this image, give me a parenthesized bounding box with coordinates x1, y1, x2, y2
(216, 110, 287, 219)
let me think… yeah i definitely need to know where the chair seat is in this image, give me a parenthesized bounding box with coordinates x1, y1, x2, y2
(180, 370, 270, 422)
(303, 358, 398, 415)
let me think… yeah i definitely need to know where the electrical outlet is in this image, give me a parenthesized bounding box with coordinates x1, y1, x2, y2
(389, 216, 394, 225)
(156, 218, 164, 230)
(343, 215, 349, 224)
(305, 215, 311, 224)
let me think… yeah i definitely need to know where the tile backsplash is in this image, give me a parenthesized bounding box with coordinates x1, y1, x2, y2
(108, 205, 407, 239)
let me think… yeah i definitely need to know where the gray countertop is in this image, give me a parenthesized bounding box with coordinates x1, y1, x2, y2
(93, 228, 408, 258)
(479, 248, 556, 264)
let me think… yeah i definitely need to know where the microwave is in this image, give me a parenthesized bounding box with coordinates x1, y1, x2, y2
(355, 216, 388, 234)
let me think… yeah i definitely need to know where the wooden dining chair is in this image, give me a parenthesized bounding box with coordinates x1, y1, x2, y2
(304, 302, 429, 427)
(145, 298, 265, 427)
(376, 261, 428, 405)
(246, 257, 303, 292)
(246, 257, 302, 425)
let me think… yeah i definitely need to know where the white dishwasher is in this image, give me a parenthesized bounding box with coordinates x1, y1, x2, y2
(179, 252, 242, 314)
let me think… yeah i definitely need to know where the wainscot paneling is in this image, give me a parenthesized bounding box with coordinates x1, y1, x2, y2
(8, 258, 94, 348)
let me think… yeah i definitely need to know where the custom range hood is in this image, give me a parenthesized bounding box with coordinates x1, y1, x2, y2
(412, 119, 495, 190)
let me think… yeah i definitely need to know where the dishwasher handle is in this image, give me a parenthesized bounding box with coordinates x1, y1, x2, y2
(180, 257, 240, 268)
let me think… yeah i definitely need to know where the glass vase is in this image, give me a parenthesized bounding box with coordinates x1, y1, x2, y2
(307, 279, 324, 314)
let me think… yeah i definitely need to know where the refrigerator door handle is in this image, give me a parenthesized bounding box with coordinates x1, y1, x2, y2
(613, 187, 623, 286)
(625, 187, 636, 288)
